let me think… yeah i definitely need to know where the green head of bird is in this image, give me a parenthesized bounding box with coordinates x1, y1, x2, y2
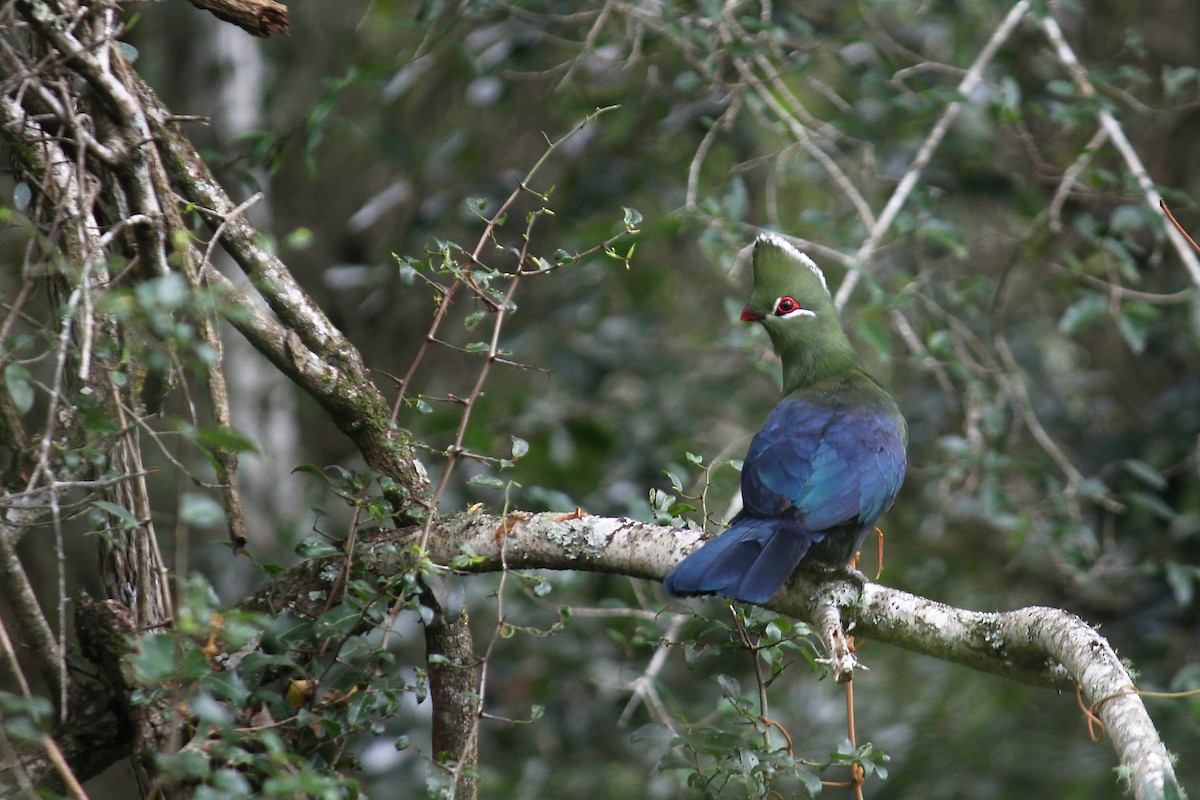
(742, 233, 860, 392)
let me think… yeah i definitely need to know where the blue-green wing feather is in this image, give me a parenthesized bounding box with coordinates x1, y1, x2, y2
(666, 383, 906, 604)
(743, 394, 905, 530)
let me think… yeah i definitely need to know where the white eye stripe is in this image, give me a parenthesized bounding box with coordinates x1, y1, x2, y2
(772, 296, 816, 318)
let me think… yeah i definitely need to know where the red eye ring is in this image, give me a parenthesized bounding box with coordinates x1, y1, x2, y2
(774, 296, 799, 315)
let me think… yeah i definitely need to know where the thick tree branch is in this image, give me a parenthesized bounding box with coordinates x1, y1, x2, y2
(424, 601, 479, 800)
(338, 511, 1177, 800)
(4, 511, 1181, 798)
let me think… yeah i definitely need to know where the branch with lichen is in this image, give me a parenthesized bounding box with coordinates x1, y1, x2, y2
(1, 509, 1181, 799)
(336, 511, 1174, 800)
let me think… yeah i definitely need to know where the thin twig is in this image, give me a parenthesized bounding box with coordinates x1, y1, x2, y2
(1049, 125, 1109, 233)
(42, 736, 90, 800)
(618, 613, 685, 730)
(1039, 14, 1200, 287)
(834, 1, 1031, 311)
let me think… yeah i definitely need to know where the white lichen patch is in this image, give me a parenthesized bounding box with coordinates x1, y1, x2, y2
(982, 624, 1006, 653)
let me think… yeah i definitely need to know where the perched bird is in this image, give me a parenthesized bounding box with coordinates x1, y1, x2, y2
(663, 233, 907, 604)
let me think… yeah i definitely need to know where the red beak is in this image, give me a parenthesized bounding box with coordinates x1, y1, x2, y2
(741, 305, 765, 322)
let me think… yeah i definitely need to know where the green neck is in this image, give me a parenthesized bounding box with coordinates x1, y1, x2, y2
(769, 323, 862, 395)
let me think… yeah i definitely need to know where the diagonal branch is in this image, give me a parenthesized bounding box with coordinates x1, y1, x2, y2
(128, 75, 432, 517)
(833, 0, 1031, 311)
(1039, 14, 1200, 287)
(0, 520, 64, 705)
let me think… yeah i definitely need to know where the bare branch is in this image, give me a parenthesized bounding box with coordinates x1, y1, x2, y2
(185, 0, 289, 37)
(0, 520, 64, 705)
(1040, 14, 1200, 287)
(130, 76, 432, 516)
(833, 0, 1032, 311)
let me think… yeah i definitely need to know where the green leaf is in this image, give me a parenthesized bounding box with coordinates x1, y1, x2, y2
(918, 217, 968, 258)
(135, 272, 190, 311)
(0, 692, 53, 742)
(180, 493, 227, 528)
(1059, 293, 1107, 335)
(3, 363, 34, 414)
(1116, 302, 1158, 354)
(1127, 491, 1177, 522)
(196, 425, 260, 454)
(721, 178, 748, 222)
(464, 309, 487, 330)
(12, 181, 32, 212)
(133, 633, 181, 684)
(159, 746, 212, 780)
(284, 226, 314, 250)
(1164, 562, 1200, 607)
(190, 691, 233, 726)
(92, 500, 141, 531)
(631, 722, 674, 746)
(1123, 459, 1167, 491)
(468, 474, 504, 488)
(295, 536, 341, 559)
(1109, 204, 1146, 233)
(1163, 65, 1199, 98)
(292, 463, 329, 480)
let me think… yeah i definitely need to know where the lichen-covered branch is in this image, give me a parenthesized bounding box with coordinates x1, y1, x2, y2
(2, 510, 1180, 798)
(126, 74, 431, 518)
(342, 511, 1179, 800)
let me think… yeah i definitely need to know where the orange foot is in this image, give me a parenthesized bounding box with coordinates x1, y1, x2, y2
(873, 526, 885, 580)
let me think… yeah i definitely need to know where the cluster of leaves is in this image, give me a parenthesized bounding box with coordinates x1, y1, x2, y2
(640, 602, 888, 798)
(126, 561, 434, 799)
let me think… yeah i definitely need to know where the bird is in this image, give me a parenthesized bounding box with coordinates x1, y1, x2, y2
(663, 233, 907, 604)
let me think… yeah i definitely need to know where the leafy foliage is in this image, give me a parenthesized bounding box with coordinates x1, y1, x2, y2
(3, 1, 1200, 799)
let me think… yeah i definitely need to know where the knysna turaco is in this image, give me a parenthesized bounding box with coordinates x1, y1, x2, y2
(664, 233, 907, 604)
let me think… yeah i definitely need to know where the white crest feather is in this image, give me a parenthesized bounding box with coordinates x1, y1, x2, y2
(755, 232, 828, 292)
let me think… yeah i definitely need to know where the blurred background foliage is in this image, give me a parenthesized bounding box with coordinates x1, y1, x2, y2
(6, 0, 1200, 797)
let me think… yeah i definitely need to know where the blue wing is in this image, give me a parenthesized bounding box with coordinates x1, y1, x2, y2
(662, 516, 814, 604)
(665, 376, 907, 604)
(741, 392, 907, 531)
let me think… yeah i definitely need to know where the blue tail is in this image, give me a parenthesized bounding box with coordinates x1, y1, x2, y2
(663, 516, 820, 604)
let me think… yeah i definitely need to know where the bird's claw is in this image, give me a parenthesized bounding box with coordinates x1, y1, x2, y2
(843, 565, 870, 586)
